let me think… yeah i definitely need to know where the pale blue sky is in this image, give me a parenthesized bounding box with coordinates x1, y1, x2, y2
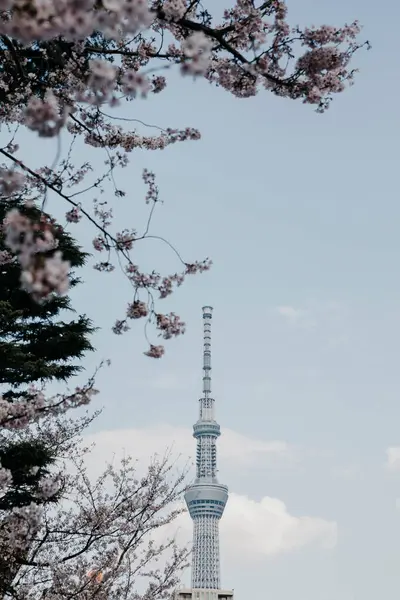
(4, 0, 400, 597)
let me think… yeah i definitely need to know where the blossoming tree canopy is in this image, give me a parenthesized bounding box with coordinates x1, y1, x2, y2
(0, 429, 190, 600)
(0, 0, 367, 356)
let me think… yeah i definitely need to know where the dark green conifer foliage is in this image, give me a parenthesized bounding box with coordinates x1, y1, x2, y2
(0, 439, 57, 510)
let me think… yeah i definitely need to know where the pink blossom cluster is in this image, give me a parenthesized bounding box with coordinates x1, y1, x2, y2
(112, 319, 131, 335)
(0, 249, 14, 266)
(3, 207, 71, 302)
(93, 260, 115, 273)
(0, 502, 43, 560)
(80, 59, 119, 106)
(77, 59, 151, 105)
(24, 91, 71, 138)
(0, 392, 44, 430)
(93, 199, 113, 229)
(125, 264, 184, 299)
(116, 229, 136, 251)
(151, 74, 167, 94)
(295, 34, 361, 108)
(302, 23, 360, 47)
(156, 313, 186, 339)
(126, 300, 148, 319)
(144, 344, 165, 358)
(0, 385, 98, 430)
(122, 69, 151, 98)
(92, 235, 105, 252)
(223, 0, 269, 51)
(0, 168, 25, 195)
(38, 475, 62, 500)
(0, 0, 152, 44)
(181, 32, 213, 76)
(185, 259, 213, 275)
(0, 464, 13, 493)
(142, 169, 159, 204)
(76, 124, 201, 153)
(163, 0, 187, 21)
(65, 207, 82, 223)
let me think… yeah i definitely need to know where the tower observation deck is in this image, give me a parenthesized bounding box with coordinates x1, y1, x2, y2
(174, 307, 233, 600)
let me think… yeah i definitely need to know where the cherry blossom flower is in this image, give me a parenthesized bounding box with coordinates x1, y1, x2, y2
(65, 207, 82, 223)
(122, 70, 151, 98)
(144, 344, 165, 358)
(24, 92, 71, 138)
(181, 32, 213, 76)
(38, 476, 62, 500)
(0, 465, 12, 493)
(0, 169, 25, 195)
(3, 209, 70, 301)
(112, 319, 130, 334)
(126, 300, 148, 319)
(163, 0, 187, 21)
(20, 251, 71, 300)
(156, 313, 186, 339)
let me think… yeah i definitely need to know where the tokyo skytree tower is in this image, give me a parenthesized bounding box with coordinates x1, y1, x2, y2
(183, 306, 231, 596)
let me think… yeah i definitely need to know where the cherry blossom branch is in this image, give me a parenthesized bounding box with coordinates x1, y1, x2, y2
(0, 0, 367, 356)
(0, 148, 108, 237)
(0, 148, 210, 356)
(2, 438, 189, 599)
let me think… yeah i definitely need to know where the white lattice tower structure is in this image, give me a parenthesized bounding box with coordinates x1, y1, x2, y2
(184, 307, 229, 591)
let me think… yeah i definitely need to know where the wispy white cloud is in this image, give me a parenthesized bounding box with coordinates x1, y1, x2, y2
(160, 492, 336, 563)
(220, 493, 337, 560)
(220, 429, 296, 467)
(83, 424, 295, 477)
(277, 306, 307, 324)
(385, 446, 400, 471)
(276, 305, 317, 329)
(82, 425, 336, 560)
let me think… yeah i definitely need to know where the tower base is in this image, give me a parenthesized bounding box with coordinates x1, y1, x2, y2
(174, 589, 234, 600)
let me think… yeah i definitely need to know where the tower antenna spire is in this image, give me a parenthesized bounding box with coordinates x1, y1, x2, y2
(200, 305, 213, 421)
